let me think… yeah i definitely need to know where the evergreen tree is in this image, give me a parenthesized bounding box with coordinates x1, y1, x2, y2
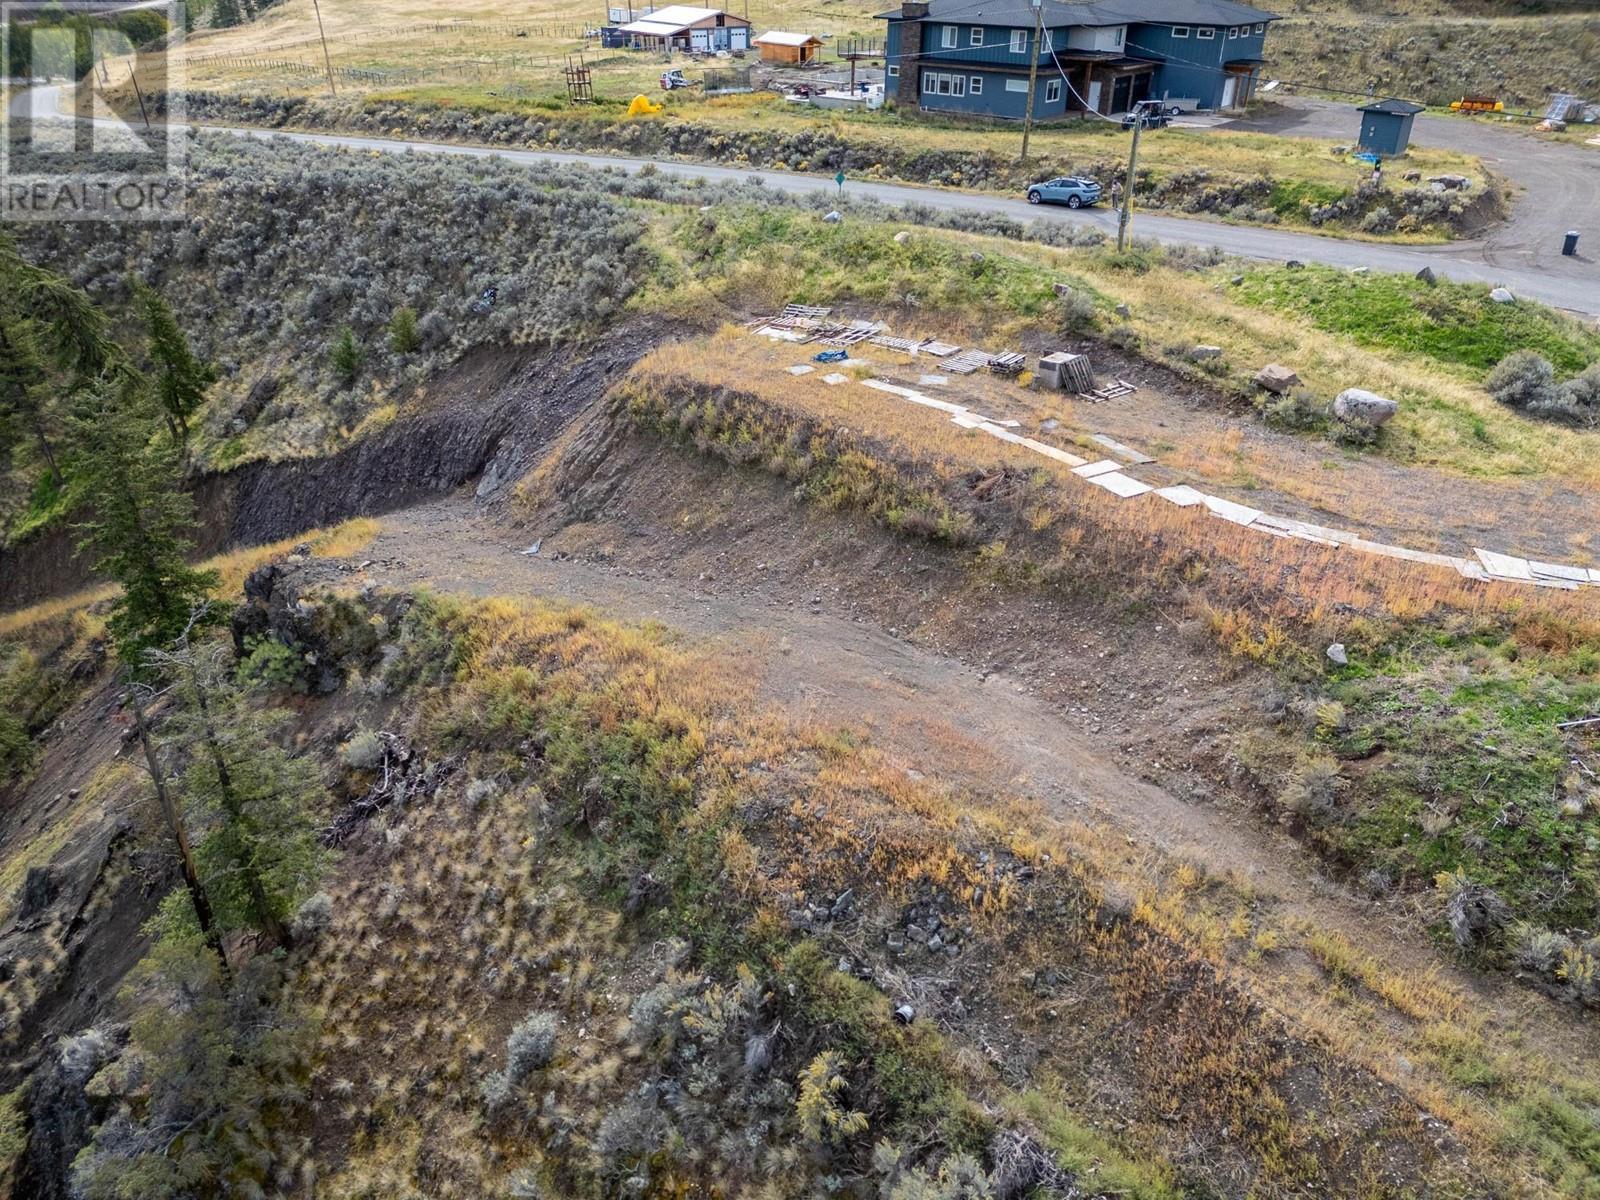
(329, 324, 363, 387)
(0, 316, 61, 486)
(72, 947, 313, 1200)
(134, 279, 216, 442)
(211, 0, 243, 28)
(147, 639, 328, 946)
(0, 233, 115, 487)
(73, 381, 227, 971)
(72, 380, 217, 673)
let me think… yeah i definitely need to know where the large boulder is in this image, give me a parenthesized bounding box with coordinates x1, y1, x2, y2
(1333, 388, 1399, 426)
(1254, 364, 1301, 394)
(1489, 287, 1516, 304)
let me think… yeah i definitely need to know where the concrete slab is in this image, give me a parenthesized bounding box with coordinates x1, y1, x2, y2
(1454, 559, 1492, 582)
(1087, 471, 1154, 498)
(822, 372, 850, 385)
(862, 379, 967, 416)
(1254, 515, 1348, 548)
(918, 375, 949, 386)
(1529, 560, 1591, 583)
(1090, 433, 1155, 464)
(1350, 539, 1463, 570)
(757, 327, 807, 341)
(1018, 438, 1088, 468)
(787, 364, 815, 375)
(1200, 494, 1263, 527)
(1072, 459, 1123, 478)
(1155, 485, 1206, 507)
(1474, 548, 1534, 581)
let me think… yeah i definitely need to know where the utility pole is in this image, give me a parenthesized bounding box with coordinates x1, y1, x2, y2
(1116, 117, 1142, 251)
(1018, 0, 1044, 161)
(311, 0, 337, 97)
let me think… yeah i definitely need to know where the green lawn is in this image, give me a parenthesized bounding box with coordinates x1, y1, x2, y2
(1232, 266, 1600, 377)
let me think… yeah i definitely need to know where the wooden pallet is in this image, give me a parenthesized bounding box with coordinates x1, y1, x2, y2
(869, 334, 925, 352)
(942, 349, 994, 375)
(1078, 379, 1137, 402)
(814, 323, 877, 347)
(780, 303, 832, 321)
(920, 341, 961, 357)
(988, 351, 1026, 377)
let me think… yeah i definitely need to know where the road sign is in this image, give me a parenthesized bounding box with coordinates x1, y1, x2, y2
(835, 170, 846, 192)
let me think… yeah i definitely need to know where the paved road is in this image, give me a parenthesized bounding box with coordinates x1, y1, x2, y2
(10, 85, 1600, 315)
(1228, 95, 1600, 290)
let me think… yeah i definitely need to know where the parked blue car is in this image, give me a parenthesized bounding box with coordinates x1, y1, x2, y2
(1025, 176, 1102, 209)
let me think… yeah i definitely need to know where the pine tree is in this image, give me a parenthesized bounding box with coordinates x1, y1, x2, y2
(0, 316, 61, 486)
(147, 639, 327, 946)
(0, 233, 114, 487)
(330, 325, 363, 387)
(134, 279, 216, 442)
(73, 381, 227, 971)
(211, 0, 244, 28)
(72, 380, 218, 673)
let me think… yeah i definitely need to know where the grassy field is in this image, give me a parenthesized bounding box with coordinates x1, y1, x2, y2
(149, 0, 1492, 224)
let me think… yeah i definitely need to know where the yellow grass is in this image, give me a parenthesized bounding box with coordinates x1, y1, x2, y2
(0, 517, 380, 639)
(624, 328, 1600, 637)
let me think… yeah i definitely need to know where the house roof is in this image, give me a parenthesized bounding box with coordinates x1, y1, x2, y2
(618, 5, 749, 35)
(753, 30, 823, 45)
(877, 0, 1279, 28)
(1358, 98, 1425, 115)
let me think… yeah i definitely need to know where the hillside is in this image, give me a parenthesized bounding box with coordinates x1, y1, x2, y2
(3, 119, 1600, 1200)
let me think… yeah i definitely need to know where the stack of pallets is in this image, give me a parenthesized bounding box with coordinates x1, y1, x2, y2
(988, 352, 1026, 377)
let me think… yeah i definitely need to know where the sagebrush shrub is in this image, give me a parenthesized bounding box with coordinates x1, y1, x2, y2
(1485, 350, 1558, 411)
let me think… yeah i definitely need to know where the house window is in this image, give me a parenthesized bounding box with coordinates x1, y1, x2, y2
(1196, 26, 1215, 38)
(921, 70, 933, 93)
(1254, 22, 1265, 32)
(937, 73, 951, 94)
(1227, 26, 1237, 37)
(1005, 78, 1028, 92)
(1112, 26, 1123, 45)
(952, 74, 966, 96)
(888, 64, 900, 76)
(1046, 78, 1061, 103)
(1009, 28, 1028, 53)
(970, 75, 982, 94)
(942, 24, 958, 48)
(970, 26, 983, 45)
(1171, 24, 1189, 36)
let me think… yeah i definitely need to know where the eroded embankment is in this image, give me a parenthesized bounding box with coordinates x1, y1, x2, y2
(0, 336, 653, 610)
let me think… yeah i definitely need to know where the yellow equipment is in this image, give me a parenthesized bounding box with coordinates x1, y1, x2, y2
(627, 94, 664, 117)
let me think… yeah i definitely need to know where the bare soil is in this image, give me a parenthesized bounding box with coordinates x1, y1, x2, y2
(349, 419, 1593, 1072)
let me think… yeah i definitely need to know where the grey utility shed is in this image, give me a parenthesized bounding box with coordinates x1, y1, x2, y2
(1357, 98, 1425, 157)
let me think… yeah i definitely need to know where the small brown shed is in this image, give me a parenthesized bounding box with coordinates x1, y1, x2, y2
(753, 31, 824, 65)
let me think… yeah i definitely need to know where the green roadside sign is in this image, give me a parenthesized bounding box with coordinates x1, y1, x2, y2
(835, 170, 846, 192)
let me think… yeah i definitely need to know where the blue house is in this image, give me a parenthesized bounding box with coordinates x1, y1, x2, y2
(880, 0, 1279, 120)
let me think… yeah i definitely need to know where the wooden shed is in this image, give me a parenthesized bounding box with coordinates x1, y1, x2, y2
(753, 31, 824, 65)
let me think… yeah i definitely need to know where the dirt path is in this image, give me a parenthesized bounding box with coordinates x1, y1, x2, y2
(356, 478, 1595, 1069)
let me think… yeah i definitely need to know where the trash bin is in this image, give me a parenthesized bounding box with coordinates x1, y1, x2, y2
(1564, 230, 1581, 257)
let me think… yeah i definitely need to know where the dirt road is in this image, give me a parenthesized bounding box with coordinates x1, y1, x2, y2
(355, 478, 1592, 1066)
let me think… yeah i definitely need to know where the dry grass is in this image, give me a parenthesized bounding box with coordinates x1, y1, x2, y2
(289, 585, 1599, 1198)
(621, 328, 1600, 635)
(0, 517, 379, 639)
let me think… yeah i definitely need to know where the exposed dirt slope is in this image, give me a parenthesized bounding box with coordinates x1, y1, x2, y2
(358, 420, 1594, 1073)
